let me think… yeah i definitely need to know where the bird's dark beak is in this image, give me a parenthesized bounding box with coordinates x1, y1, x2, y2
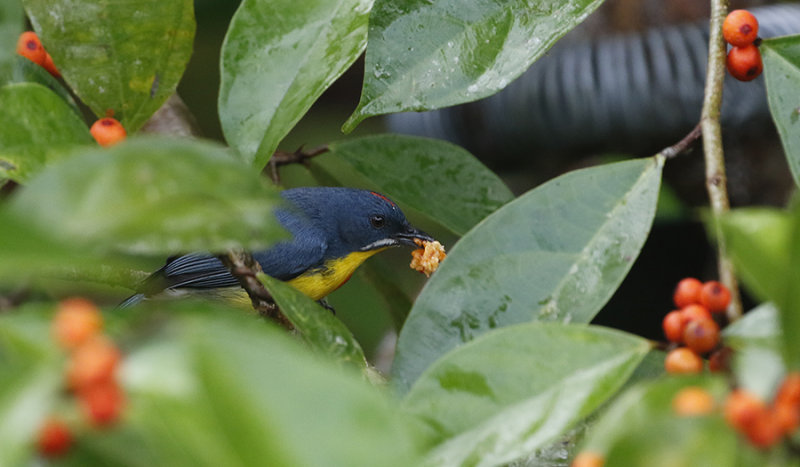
(392, 225, 435, 248)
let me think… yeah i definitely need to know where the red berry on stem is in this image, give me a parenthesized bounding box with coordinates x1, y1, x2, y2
(665, 348, 703, 374)
(90, 118, 126, 147)
(683, 318, 720, 354)
(723, 10, 759, 47)
(80, 380, 125, 427)
(571, 451, 605, 467)
(672, 386, 715, 416)
(66, 336, 121, 391)
(52, 297, 103, 350)
(663, 310, 689, 343)
(724, 389, 767, 431)
(699, 281, 731, 313)
(682, 304, 712, 322)
(16, 31, 47, 65)
(727, 45, 763, 82)
(673, 277, 703, 308)
(37, 418, 72, 458)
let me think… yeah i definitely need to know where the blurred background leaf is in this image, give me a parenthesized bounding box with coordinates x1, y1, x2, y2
(0, 82, 92, 183)
(219, 0, 372, 168)
(344, 0, 606, 130)
(8, 137, 286, 256)
(393, 156, 663, 392)
(24, 0, 195, 132)
(762, 34, 800, 189)
(403, 323, 648, 465)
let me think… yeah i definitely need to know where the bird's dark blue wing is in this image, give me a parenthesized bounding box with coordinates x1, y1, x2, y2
(156, 253, 239, 290)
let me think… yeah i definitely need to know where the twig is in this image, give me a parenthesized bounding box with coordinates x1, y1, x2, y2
(216, 250, 293, 329)
(661, 123, 702, 159)
(701, 0, 743, 321)
(266, 145, 329, 184)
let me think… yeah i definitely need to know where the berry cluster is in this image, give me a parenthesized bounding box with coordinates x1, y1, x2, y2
(36, 298, 126, 458)
(663, 278, 730, 374)
(724, 375, 800, 449)
(723, 10, 763, 82)
(15, 31, 60, 78)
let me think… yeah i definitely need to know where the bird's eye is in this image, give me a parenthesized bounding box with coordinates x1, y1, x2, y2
(370, 214, 385, 228)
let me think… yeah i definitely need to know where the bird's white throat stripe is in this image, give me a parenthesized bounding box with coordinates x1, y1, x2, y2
(361, 238, 398, 251)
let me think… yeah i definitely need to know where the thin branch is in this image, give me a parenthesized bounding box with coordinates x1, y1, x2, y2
(661, 123, 702, 159)
(266, 145, 329, 184)
(216, 250, 293, 330)
(701, 0, 743, 321)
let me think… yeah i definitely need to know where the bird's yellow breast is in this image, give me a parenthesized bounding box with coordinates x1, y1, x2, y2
(287, 249, 386, 300)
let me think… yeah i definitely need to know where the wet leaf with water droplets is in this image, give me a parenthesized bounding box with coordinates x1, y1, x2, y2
(343, 0, 605, 131)
(402, 322, 649, 465)
(393, 157, 663, 393)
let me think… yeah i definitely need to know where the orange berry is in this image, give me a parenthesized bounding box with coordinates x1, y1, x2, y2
(683, 318, 720, 354)
(90, 118, 126, 147)
(723, 10, 759, 47)
(673, 277, 703, 308)
(79, 380, 125, 427)
(773, 402, 799, 435)
(724, 389, 767, 431)
(775, 372, 800, 407)
(745, 409, 783, 449)
(663, 310, 689, 343)
(42, 52, 60, 78)
(36, 417, 72, 458)
(699, 281, 731, 313)
(665, 347, 703, 374)
(52, 297, 102, 350)
(16, 31, 47, 65)
(571, 450, 605, 467)
(66, 336, 121, 391)
(672, 386, 715, 416)
(727, 45, 763, 82)
(682, 304, 712, 322)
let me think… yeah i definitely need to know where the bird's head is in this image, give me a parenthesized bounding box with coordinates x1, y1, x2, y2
(281, 187, 433, 255)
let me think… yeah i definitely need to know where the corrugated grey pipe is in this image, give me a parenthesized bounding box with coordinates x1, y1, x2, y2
(386, 4, 800, 161)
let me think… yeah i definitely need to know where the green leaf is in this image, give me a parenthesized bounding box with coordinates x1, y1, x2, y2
(219, 0, 372, 168)
(719, 208, 791, 303)
(8, 137, 286, 255)
(723, 304, 785, 399)
(403, 323, 649, 465)
(23, 0, 195, 132)
(258, 273, 367, 370)
(10, 56, 82, 114)
(0, 308, 63, 467)
(762, 35, 800, 188)
(779, 204, 800, 370)
(323, 134, 513, 235)
(393, 157, 663, 392)
(119, 303, 425, 467)
(343, 0, 606, 131)
(0, 0, 23, 84)
(0, 82, 92, 182)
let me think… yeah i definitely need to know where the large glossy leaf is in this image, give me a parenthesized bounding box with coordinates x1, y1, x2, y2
(219, 0, 372, 168)
(118, 304, 425, 467)
(343, 0, 606, 131)
(8, 137, 286, 255)
(393, 156, 663, 392)
(762, 35, 800, 188)
(24, 0, 195, 132)
(0, 0, 23, 83)
(0, 82, 92, 183)
(258, 273, 367, 370)
(0, 308, 63, 466)
(779, 205, 800, 370)
(323, 134, 513, 235)
(402, 323, 649, 465)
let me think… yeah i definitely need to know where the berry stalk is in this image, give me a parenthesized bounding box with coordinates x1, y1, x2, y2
(701, 0, 742, 321)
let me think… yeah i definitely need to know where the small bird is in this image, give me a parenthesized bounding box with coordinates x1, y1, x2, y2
(121, 187, 433, 307)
